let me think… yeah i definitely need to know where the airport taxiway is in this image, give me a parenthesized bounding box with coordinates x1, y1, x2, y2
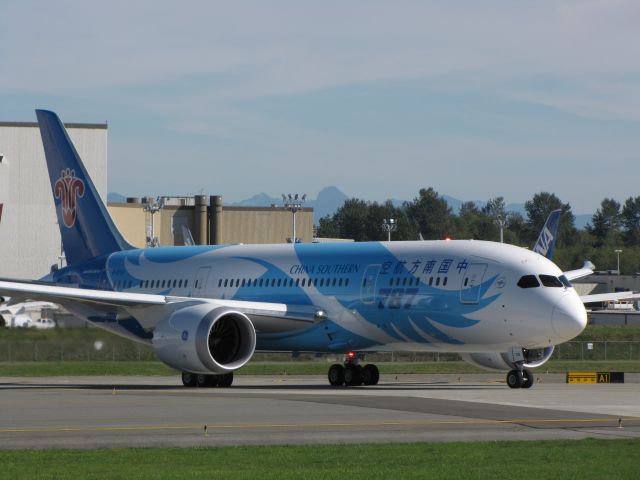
(1, 373, 639, 449)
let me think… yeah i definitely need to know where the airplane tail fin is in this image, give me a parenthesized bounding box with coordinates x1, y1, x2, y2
(532, 209, 561, 260)
(36, 109, 131, 266)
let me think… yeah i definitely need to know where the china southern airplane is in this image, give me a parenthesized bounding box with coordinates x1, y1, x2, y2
(0, 110, 636, 390)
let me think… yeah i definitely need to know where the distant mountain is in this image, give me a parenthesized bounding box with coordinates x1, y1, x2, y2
(109, 188, 593, 229)
(574, 214, 591, 230)
(441, 196, 590, 228)
(107, 192, 127, 203)
(311, 186, 349, 220)
(230, 186, 349, 222)
(442, 195, 485, 213)
(232, 192, 281, 207)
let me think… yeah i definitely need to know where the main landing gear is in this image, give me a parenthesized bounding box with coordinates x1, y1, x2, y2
(181, 371, 234, 388)
(506, 368, 534, 389)
(328, 352, 380, 387)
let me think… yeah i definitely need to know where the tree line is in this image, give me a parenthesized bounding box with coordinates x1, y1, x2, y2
(316, 188, 640, 274)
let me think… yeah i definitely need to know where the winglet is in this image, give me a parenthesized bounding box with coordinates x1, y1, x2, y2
(532, 209, 561, 260)
(564, 261, 595, 281)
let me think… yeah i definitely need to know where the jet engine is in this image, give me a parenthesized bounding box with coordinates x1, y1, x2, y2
(459, 346, 555, 372)
(152, 304, 256, 374)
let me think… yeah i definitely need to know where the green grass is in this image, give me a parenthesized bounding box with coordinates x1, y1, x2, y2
(2, 324, 639, 344)
(1, 359, 639, 377)
(0, 361, 177, 377)
(0, 324, 639, 377)
(576, 325, 640, 341)
(0, 439, 638, 479)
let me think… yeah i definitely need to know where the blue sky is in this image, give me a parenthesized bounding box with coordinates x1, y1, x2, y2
(1, 1, 639, 214)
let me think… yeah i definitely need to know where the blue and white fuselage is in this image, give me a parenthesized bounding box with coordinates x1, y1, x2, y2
(65, 239, 584, 354)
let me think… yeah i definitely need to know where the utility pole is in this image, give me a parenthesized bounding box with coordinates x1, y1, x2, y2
(283, 193, 306, 243)
(615, 249, 623, 275)
(382, 218, 397, 241)
(495, 215, 505, 243)
(143, 197, 165, 247)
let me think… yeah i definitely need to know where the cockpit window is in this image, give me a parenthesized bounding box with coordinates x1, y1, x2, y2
(539, 274, 563, 288)
(517, 275, 540, 288)
(559, 275, 572, 288)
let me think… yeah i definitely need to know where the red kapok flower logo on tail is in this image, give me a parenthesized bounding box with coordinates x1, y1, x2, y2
(54, 168, 85, 228)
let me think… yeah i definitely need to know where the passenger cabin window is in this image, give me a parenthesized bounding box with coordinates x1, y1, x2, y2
(539, 274, 563, 288)
(517, 275, 540, 289)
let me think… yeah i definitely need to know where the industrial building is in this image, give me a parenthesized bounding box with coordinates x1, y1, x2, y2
(108, 196, 314, 247)
(0, 118, 314, 283)
(0, 119, 108, 279)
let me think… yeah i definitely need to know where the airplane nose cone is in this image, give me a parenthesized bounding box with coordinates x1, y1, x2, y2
(551, 294, 587, 340)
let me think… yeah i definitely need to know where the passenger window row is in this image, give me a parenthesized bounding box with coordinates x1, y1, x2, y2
(383, 276, 449, 288)
(381, 276, 450, 287)
(387, 277, 421, 287)
(113, 278, 190, 290)
(218, 277, 351, 289)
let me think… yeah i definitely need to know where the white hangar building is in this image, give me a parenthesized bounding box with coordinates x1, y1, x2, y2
(0, 119, 107, 279)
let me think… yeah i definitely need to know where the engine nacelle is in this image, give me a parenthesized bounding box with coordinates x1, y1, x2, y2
(152, 304, 256, 374)
(459, 346, 555, 372)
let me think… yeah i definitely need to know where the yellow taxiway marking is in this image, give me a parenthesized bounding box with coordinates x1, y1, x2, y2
(1, 418, 639, 434)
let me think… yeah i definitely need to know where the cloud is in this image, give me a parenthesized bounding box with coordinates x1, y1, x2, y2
(4, 2, 640, 100)
(2, 0, 639, 212)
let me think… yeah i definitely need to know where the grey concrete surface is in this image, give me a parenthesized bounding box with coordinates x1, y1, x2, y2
(1, 374, 639, 449)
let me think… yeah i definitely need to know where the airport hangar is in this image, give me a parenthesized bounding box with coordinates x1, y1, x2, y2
(0, 119, 313, 281)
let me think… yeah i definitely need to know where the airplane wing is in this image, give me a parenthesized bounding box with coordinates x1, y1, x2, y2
(0, 279, 319, 333)
(0, 279, 166, 307)
(580, 291, 640, 304)
(564, 261, 595, 281)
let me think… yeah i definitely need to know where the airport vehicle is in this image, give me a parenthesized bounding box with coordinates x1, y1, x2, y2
(0, 301, 57, 329)
(0, 110, 634, 389)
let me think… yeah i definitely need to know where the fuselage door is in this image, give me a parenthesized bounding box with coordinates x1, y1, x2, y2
(460, 264, 488, 304)
(361, 264, 380, 304)
(193, 266, 211, 297)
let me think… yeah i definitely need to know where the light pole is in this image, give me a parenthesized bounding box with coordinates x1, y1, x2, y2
(382, 218, 397, 241)
(143, 197, 165, 247)
(495, 215, 505, 243)
(283, 193, 306, 243)
(615, 249, 622, 275)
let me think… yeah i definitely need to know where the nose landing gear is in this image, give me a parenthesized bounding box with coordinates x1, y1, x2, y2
(328, 352, 380, 387)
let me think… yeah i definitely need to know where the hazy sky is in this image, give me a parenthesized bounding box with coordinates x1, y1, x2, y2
(2, 1, 639, 213)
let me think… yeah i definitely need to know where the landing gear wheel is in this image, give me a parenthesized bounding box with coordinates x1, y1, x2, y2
(196, 374, 213, 387)
(218, 372, 234, 387)
(506, 369, 524, 389)
(362, 364, 380, 385)
(521, 369, 534, 389)
(344, 365, 363, 386)
(182, 371, 197, 387)
(328, 364, 345, 386)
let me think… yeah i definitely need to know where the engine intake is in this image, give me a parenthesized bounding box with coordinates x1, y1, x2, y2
(153, 304, 256, 374)
(459, 346, 555, 371)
